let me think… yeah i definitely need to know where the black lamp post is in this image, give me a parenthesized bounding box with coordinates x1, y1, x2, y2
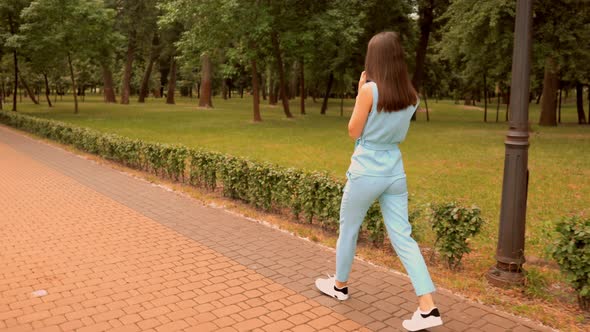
(486, 0, 533, 286)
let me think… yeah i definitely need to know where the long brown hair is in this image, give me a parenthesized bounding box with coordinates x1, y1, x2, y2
(365, 31, 417, 112)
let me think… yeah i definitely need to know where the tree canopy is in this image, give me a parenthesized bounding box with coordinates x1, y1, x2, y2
(0, 0, 588, 124)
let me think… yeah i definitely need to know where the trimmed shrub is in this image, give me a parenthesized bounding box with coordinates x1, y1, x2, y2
(364, 203, 385, 246)
(430, 202, 484, 270)
(552, 216, 590, 310)
(218, 155, 250, 201)
(188, 149, 219, 190)
(272, 168, 303, 217)
(163, 145, 188, 181)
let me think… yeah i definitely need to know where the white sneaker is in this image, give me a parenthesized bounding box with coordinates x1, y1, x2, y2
(402, 307, 443, 331)
(315, 274, 349, 301)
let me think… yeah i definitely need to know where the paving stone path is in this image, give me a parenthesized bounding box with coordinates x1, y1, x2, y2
(0, 125, 554, 332)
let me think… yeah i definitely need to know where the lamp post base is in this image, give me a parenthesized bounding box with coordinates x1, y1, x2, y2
(486, 264, 525, 287)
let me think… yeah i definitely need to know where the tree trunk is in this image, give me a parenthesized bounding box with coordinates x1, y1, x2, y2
(179, 86, 189, 97)
(166, 58, 177, 105)
(269, 75, 276, 105)
(251, 59, 262, 122)
(424, 91, 430, 122)
(289, 62, 297, 99)
(274, 84, 279, 102)
(503, 90, 510, 104)
(43, 73, 52, 107)
(496, 90, 501, 122)
(558, 84, 562, 124)
(576, 82, 586, 124)
(20, 77, 39, 104)
(222, 79, 228, 100)
(159, 58, 170, 99)
(340, 93, 344, 117)
(102, 65, 117, 103)
(321, 72, 334, 115)
(411, 0, 434, 121)
(506, 87, 511, 121)
(67, 53, 79, 114)
(261, 74, 267, 100)
(270, 31, 293, 118)
(199, 54, 213, 108)
(138, 33, 160, 103)
(9, 15, 18, 112)
(464, 92, 471, 105)
(299, 59, 305, 115)
(483, 74, 487, 122)
(539, 57, 558, 126)
(0, 81, 3, 110)
(120, 30, 136, 105)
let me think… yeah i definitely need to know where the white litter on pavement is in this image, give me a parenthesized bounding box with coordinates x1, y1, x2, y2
(31, 289, 48, 297)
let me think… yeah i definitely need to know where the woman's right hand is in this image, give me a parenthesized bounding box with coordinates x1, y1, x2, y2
(358, 71, 367, 91)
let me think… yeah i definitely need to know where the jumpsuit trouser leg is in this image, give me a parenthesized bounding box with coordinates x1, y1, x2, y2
(335, 174, 435, 296)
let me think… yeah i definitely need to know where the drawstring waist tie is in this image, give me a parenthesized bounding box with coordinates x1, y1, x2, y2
(355, 138, 399, 151)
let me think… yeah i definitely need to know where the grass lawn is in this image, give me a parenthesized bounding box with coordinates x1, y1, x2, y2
(5, 93, 589, 330)
(15, 94, 590, 263)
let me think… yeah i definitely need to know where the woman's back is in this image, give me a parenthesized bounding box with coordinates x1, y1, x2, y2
(347, 81, 418, 177)
(361, 81, 418, 145)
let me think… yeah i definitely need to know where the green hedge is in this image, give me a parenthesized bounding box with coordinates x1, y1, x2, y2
(430, 202, 484, 270)
(0, 111, 388, 243)
(552, 216, 590, 311)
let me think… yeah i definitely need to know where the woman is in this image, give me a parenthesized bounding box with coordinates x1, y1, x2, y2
(315, 31, 443, 331)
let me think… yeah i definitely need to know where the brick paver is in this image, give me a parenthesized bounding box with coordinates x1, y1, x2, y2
(0, 125, 555, 331)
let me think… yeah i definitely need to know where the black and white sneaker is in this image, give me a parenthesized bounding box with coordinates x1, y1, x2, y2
(315, 274, 349, 301)
(402, 307, 443, 331)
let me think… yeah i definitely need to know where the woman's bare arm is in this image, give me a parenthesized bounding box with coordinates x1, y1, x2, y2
(348, 83, 373, 139)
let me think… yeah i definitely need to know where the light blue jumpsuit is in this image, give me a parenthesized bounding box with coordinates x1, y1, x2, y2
(336, 81, 436, 296)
